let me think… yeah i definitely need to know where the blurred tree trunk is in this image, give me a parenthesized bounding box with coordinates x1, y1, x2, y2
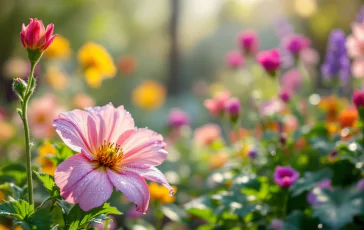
(167, 0, 180, 96)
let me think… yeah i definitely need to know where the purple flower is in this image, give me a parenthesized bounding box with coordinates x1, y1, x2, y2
(270, 219, 283, 230)
(167, 108, 190, 128)
(224, 97, 241, 121)
(306, 179, 332, 206)
(356, 178, 364, 190)
(248, 149, 258, 158)
(274, 166, 300, 188)
(321, 29, 351, 83)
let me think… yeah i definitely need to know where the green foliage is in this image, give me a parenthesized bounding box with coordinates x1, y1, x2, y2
(312, 188, 364, 229)
(161, 203, 187, 222)
(33, 171, 60, 198)
(0, 197, 52, 229)
(290, 168, 333, 196)
(0, 164, 27, 186)
(65, 203, 121, 230)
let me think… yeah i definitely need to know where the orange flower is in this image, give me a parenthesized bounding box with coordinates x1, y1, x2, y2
(149, 182, 177, 204)
(72, 93, 95, 109)
(118, 55, 138, 75)
(319, 95, 347, 123)
(208, 152, 228, 169)
(338, 108, 358, 128)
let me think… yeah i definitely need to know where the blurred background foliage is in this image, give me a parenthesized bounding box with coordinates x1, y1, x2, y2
(0, 0, 363, 131)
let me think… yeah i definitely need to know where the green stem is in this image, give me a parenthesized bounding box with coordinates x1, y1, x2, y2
(155, 202, 163, 230)
(21, 62, 36, 205)
(282, 189, 289, 218)
(103, 219, 109, 230)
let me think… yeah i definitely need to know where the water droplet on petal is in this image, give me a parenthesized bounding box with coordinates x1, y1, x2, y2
(142, 212, 147, 215)
(169, 191, 174, 196)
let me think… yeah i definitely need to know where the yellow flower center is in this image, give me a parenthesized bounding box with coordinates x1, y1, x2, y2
(95, 141, 123, 168)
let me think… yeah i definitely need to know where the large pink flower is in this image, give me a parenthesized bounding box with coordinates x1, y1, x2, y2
(53, 104, 174, 212)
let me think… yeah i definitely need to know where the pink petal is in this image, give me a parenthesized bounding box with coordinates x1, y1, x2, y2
(86, 103, 135, 144)
(55, 154, 113, 211)
(41, 34, 57, 51)
(20, 32, 26, 48)
(346, 36, 362, 58)
(107, 169, 150, 212)
(127, 166, 174, 194)
(120, 128, 168, 168)
(53, 109, 94, 159)
(44, 24, 54, 41)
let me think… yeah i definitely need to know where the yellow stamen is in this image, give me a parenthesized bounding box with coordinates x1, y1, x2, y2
(95, 140, 123, 168)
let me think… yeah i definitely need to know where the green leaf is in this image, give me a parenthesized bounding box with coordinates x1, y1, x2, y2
(282, 211, 304, 230)
(161, 203, 187, 222)
(185, 196, 216, 223)
(55, 144, 74, 165)
(312, 188, 364, 229)
(0, 164, 27, 186)
(0, 198, 52, 229)
(290, 168, 333, 196)
(66, 203, 122, 230)
(0, 183, 26, 200)
(33, 171, 60, 197)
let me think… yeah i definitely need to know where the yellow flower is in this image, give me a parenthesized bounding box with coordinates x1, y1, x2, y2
(45, 36, 71, 59)
(149, 182, 177, 204)
(14, 226, 22, 230)
(46, 66, 68, 91)
(132, 80, 166, 110)
(78, 42, 116, 88)
(37, 142, 57, 176)
(208, 152, 228, 170)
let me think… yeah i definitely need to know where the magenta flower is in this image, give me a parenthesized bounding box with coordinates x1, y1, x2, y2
(353, 90, 364, 108)
(53, 104, 174, 212)
(225, 51, 243, 68)
(306, 179, 332, 206)
(237, 30, 259, 56)
(279, 90, 291, 103)
(283, 34, 310, 57)
(20, 18, 57, 52)
(274, 166, 299, 188)
(257, 49, 281, 76)
(167, 108, 190, 128)
(224, 97, 241, 121)
(270, 219, 283, 230)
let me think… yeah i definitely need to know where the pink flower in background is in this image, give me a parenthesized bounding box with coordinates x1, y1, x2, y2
(300, 48, 320, 66)
(194, 124, 221, 146)
(257, 49, 281, 75)
(274, 166, 299, 188)
(225, 51, 243, 68)
(283, 34, 310, 57)
(306, 179, 332, 205)
(20, 18, 57, 52)
(351, 60, 364, 78)
(270, 219, 283, 230)
(357, 179, 364, 190)
(28, 94, 63, 138)
(53, 103, 174, 212)
(260, 99, 284, 117)
(204, 91, 231, 117)
(237, 30, 259, 56)
(280, 69, 302, 94)
(72, 93, 95, 109)
(346, 22, 364, 58)
(167, 108, 190, 128)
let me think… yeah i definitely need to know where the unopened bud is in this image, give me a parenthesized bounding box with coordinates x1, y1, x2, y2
(12, 78, 27, 99)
